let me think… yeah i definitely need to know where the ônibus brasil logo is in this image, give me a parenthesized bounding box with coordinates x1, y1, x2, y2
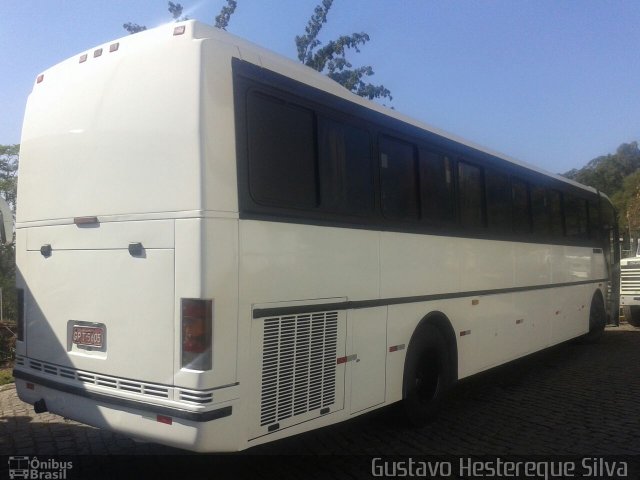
(8, 456, 72, 479)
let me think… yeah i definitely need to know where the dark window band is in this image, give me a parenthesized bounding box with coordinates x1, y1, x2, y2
(252, 278, 607, 319)
(12, 369, 232, 423)
(233, 59, 612, 248)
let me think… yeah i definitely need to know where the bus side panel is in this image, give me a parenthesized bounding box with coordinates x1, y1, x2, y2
(201, 38, 240, 214)
(349, 306, 387, 413)
(511, 289, 553, 356)
(173, 218, 239, 390)
(237, 220, 379, 436)
(379, 232, 461, 299)
(512, 243, 553, 356)
(237, 221, 379, 305)
(513, 242, 552, 287)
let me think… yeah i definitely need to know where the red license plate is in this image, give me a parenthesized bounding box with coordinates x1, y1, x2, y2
(72, 326, 104, 348)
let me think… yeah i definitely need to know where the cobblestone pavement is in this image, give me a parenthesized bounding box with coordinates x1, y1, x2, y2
(1, 324, 639, 475)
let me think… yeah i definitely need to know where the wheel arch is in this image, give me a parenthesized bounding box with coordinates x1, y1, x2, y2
(405, 311, 458, 387)
(591, 287, 606, 326)
(583, 287, 607, 341)
(592, 287, 605, 307)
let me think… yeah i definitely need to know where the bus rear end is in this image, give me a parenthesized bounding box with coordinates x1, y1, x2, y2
(13, 22, 240, 452)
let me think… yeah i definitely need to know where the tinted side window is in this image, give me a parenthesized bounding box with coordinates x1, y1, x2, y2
(485, 169, 511, 232)
(380, 136, 420, 219)
(458, 161, 484, 228)
(565, 195, 589, 239)
(531, 186, 549, 236)
(319, 119, 373, 215)
(548, 189, 564, 238)
(588, 199, 600, 240)
(512, 178, 531, 234)
(247, 92, 318, 208)
(421, 151, 455, 223)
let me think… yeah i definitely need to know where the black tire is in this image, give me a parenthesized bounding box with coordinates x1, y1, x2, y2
(623, 305, 640, 327)
(402, 324, 453, 427)
(583, 293, 606, 342)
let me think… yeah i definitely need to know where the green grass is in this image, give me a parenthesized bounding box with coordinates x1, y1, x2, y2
(0, 368, 13, 386)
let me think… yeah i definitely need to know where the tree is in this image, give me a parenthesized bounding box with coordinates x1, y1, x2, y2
(0, 145, 18, 213)
(295, 0, 391, 101)
(124, 1, 391, 100)
(0, 145, 18, 325)
(123, 1, 187, 34)
(611, 169, 640, 242)
(123, 21, 147, 34)
(563, 142, 640, 196)
(564, 141, 640, 248)
(168, 1, 186, 20)
(215, 0, 237, 31)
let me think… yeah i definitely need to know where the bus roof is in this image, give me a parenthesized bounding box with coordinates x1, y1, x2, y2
(33, 20, 600, 198)
(183, 21, 599, 197)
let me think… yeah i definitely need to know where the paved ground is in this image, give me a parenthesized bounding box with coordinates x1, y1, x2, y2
(2, 324, 640, 477)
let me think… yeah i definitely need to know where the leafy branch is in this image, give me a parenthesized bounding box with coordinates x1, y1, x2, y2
(215, 0, 237, 31)
(123, 1, 391, 101)
(295, 0, 391, 101)
(124, 1, 188, 34)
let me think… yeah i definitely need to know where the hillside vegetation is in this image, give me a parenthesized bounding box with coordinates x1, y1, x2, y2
(562, 141, 640, 241)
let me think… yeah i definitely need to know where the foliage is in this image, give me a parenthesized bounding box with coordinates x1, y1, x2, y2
(611, 170, 640, 239)
(295, 0, 391, 101)
(215, 0, 237, 31)
(124, 1, 187, 34)
(0, 144, 18, 212)
(0, 145, 16, 367)
(563, 142, 640, 238)
(0, 368, 13, 386)
(0, 320, 16, 368)
(0, 146, 16, 335)
(168, 1, 186, 20)
(564, 142, 640, 197)
(123, 22, 147, 34)
(124, 1, 391, 100)
(0, 243, 16, 323)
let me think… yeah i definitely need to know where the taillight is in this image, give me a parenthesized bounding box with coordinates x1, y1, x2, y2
(181, 299, 212, 370)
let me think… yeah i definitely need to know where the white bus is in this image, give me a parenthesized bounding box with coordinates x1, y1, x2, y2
(13, 20, 618, 452)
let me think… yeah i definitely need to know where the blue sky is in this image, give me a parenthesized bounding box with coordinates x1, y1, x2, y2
(1, 0, 638, 174)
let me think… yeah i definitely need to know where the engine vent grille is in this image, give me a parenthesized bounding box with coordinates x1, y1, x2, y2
(621, 267, 640, 295)
(23, 357, 170, 399)
(178, 388, 215, 405)
(260, 311, 338, 427)
(15, 356, 219, 407)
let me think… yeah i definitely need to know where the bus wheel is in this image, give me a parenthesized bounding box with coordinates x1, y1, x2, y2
(583, 293, 606, 342)
(623, 306, 640, 327)
(402, 324, 452, 427)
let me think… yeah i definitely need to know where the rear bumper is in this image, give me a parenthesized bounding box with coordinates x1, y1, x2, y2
(13, 369, 241, 452)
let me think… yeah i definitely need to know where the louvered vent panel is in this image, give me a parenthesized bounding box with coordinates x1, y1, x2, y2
(621, 268, 640, 294)
(260, 311, 338, 426)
